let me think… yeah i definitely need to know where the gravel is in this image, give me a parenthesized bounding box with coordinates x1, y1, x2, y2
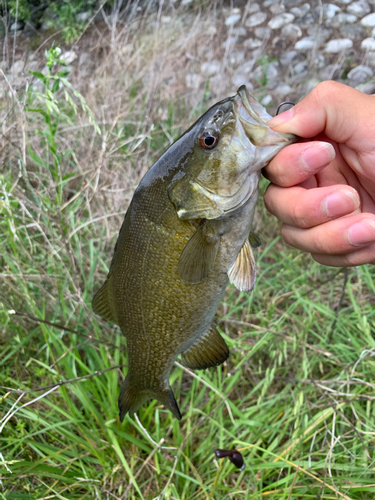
(6, 0, 375, 106)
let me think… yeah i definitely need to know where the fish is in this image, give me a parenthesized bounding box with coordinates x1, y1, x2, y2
(92, 86, 296, 421)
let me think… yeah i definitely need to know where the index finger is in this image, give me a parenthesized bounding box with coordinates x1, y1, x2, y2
(265, 141, 335, 187)
(267, 81, 375, 150)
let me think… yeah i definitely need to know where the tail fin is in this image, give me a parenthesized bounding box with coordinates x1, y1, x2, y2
(118, 376, 182, 422)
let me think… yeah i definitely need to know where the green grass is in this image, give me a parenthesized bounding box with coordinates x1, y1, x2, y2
(1, 11, 375, 500)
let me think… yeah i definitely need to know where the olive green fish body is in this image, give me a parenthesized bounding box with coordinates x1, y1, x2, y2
(93, 87, 296, 420)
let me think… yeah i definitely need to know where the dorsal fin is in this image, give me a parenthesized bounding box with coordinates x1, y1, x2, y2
(92, 273, 116, 323)
(228, 239, 256, 294)
(181, 325, 229, 370)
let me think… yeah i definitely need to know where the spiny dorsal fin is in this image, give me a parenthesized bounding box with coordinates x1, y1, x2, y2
(228, 239, 256, 294)
(178, 221, 220, 284)
(181, 325, 229, 370)
(92, 274, 116, 323)
(248, 231, 262, 248)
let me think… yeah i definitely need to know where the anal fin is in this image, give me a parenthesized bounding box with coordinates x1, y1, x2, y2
(92, 274, 116, 323)
(228, 239, 256, 294)
(181, 326, 229, 370)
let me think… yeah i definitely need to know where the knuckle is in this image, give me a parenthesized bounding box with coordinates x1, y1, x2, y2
(311, 81, 342, 104)
(312, 228, 329, 254)
(290, 202, 310, 229)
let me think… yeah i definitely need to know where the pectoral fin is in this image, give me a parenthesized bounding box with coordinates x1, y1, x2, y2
(178, 222, 220, 284)
(228, 239, 256, 293)
(248, 231, 262, 248)
(181, 325, 229, 370)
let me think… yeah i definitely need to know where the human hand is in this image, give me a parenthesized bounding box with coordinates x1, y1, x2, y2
(264, 81, 375, 267)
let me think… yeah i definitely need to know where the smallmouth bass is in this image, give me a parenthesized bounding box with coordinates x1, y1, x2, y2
(93, 86, 296, 421)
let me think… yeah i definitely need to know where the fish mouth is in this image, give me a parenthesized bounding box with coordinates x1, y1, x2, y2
(234, 85, 297, 170)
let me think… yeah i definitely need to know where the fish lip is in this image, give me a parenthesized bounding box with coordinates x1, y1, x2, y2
(236, 85, 255, 119)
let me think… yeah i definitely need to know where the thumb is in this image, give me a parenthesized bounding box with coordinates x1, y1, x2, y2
(267, 81, 375, 151)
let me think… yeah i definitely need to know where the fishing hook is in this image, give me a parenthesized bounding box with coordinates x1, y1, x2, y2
(275, 101, 296, 116)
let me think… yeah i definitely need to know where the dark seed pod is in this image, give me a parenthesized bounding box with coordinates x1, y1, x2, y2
(214, 449, 245, 471)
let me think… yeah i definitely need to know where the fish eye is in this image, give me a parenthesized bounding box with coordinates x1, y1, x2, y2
(199, 131, 219, 150)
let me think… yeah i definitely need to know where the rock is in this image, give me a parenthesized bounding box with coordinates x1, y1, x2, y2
(281, 23, 302, 38)
(268, 13, 295, 29)
(298, 13, 317, 28)
(78, 52, 93, 75)
(261, 94, 273, 106)
(372, 27, 375, 37)
(229, 51, 245, 65)
(347, 64, 374, 83)
(254, 26, 271, 38)
(361, 38, 375, 50)
(340, 24, 366, 40)
(161, 16, 171, 24)
(222, 36, 238, 48)
(61, 51, 78, 64)
(206, 25, 217, 35)
(233, 27, 247, 36)
(77, 11, 91, 22)
(279, 50, 298, 66)
(295, 36, 315, 50)
(10, 21, 24, 31)
(311, 53, 326, 69)
(335, 0, 351, 3)
(365, 51, 375, 66)
(253, 61, 279, 83)
(186, 73, 201, 89)
(320, 64, 342, 80)
(325, 39, 353, 53)
(347, 1, 371, 16)
(294, 61, 308, 75)
(356, 81, 375, 94)
(275, 83, 292, 95)
(304, 78, 320, 93)
(26, 61, 39, 73)
(236, 61, 256, 76)
(225, 14, 241, 26)
(244, 38, 262, 48)
(270, 3, 286, 14)
(245, 12, 267, 27)
(360, 13, 375, 26)
(232, 74, 254, 90)
(329, 13, 357, 27)
(264, 0, 278, 6)
(11, 60, 25, 76)
(267, 61, 280, 80)
(315, 3, 341, 19)
(290, 3, 310, 18)
(201, 60, 221, 76)
(248, 3, 260, 13)
(284, 0, 301, 6)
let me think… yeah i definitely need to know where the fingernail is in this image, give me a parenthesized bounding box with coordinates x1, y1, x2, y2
(267, 108, 294, 128)
(348, 219, 375, 246)
(324, 189, 360, 218)
(301, 142, 335, 172)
